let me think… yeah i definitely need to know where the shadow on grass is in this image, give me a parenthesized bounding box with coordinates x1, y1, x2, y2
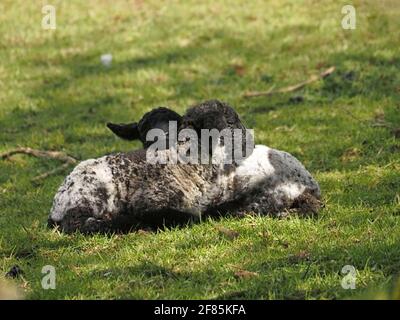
(34, 233, 400, 299)
(246, 50, 400, 113)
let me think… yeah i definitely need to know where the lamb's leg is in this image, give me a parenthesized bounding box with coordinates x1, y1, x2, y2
(48, 156, 123, 234)
(257, 187, 321, 217)
(48, 208, 111, 234)
(205, 187, 321, 219)
(289, 189, 322, 217)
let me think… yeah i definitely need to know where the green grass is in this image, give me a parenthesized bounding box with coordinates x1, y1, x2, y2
(1, 0, 399, 299)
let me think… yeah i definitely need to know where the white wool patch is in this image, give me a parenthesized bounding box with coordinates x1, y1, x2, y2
(50, 156, 117, 222)
(234, 145, 310, 201)
(198, 144, 313, 209)
(198, 145, 274, 206)
(276, 182, 305, 199)
(235, 145, 275, 181)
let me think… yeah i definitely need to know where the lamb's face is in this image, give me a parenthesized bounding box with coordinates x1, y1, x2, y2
(48, 156, 119, 233)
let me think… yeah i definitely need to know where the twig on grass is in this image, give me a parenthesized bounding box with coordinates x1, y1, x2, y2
(243, 66, 336, 98)
(339, 106, 395, 130)
(0, 147, 77, 181)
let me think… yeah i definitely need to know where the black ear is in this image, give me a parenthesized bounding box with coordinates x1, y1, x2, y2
(106, 122, 140, 141)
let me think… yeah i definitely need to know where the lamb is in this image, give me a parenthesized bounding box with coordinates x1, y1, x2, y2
(48, 100, 321, 233)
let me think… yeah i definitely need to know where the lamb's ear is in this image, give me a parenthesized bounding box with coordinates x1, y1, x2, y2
(106, 122, 140, 141)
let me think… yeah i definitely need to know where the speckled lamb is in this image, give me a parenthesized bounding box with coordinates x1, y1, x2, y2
(48, 101, 321, 233)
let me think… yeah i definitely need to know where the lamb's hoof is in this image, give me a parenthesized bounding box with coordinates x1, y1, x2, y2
(292, 190, 322, 217)
(47, 217, 59, 229)
(47, 208, 95, 234)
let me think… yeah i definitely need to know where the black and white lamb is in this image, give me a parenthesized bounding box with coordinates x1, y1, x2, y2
(48, 100, 321, 233)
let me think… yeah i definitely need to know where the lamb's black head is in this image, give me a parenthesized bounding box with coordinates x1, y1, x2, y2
(181, 100, 253, 164)
(181, 99, 246, 133)
(107, 101, 253, 163)
(107, 107, 182, 148)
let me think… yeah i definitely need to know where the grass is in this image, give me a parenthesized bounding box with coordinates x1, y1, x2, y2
(0, 0, 399, 299)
